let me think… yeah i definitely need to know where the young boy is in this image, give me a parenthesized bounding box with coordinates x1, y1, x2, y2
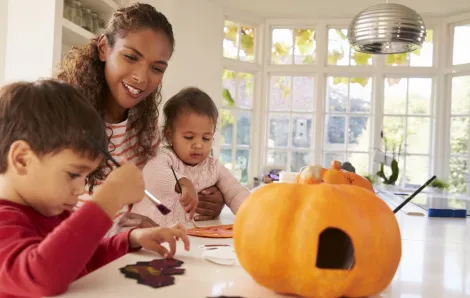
(0, 80, 190, 298)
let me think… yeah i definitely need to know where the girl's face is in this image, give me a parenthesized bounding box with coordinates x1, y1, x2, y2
(166, 113, 215, 166)
(98, 28, 172, 120)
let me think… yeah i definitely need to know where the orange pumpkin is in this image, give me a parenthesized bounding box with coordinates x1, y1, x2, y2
(233, 183, 401, 298)
(297, 161, 374, 192)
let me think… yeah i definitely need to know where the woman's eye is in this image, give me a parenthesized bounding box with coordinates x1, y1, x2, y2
(68, 172, 80, 179)
(124, 54, 137, 61)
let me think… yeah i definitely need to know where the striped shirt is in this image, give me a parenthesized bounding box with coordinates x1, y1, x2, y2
(76, 118, 158, 214)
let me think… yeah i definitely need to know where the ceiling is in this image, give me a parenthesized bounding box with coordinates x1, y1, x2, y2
(216, 0, 470, 18)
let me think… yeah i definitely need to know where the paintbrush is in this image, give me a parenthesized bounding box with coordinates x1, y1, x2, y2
(87, 135, 171, 215)
(170, 165, 200, 227)
(393, 175, 436, 213)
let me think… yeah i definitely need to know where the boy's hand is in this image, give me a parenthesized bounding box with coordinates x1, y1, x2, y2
(129, 224, 190, 258)
(93, 159, 145, 218)
(178, 178, 198, 219)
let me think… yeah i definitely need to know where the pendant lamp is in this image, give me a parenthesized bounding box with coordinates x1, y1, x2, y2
(347, 2, 426, 54)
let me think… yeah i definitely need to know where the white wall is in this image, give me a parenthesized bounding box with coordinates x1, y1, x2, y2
(3, 0, 63, 83)
(0, 0, 8, 84)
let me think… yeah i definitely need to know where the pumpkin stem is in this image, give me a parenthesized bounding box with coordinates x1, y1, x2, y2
(331, 160, 342, 170)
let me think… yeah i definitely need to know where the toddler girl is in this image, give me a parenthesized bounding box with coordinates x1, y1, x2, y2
(131, 87, 250, 227)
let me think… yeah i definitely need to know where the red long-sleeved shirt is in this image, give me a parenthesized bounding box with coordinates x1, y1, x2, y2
(0, 200, 135, 297)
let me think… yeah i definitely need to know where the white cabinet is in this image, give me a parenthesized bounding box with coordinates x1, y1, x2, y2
(61, 0, 123, 56)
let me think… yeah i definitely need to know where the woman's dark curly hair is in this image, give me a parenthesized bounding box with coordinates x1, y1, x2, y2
(55, 3, 174, 191)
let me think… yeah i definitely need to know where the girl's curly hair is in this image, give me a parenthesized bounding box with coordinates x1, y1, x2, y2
(55, 3, 175, 191)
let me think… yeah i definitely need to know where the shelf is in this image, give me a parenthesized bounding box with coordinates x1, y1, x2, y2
(62, 18, 95, 46)
(80, 0, 119, 14)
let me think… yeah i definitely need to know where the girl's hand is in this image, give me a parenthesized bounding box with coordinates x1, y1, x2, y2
(178, 178, 198, 219)
(129, 224, 190, 258)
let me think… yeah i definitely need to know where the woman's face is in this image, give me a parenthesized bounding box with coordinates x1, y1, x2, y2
(98, 28, 172, 115)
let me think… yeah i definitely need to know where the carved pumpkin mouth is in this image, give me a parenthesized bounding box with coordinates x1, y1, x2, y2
(316, 228, 355, 270)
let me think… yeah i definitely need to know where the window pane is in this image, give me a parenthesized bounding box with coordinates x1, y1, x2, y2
(383, 116, 405, 151)
(326, 77, 347, 112)
(294, 28, 316, 64)
(268, 114, 290, 148)
(347, 153, 369, 176)
(238, 73, 253, 109)
(350, 50, 372, 66)
(349, 78, 371, 113)
(219, 149, 233, 169)
(449, 157, 467, 193)
(272, 29, 293, 64)
(451, 76, 470, 114)
(453, 24, 470, 65)
(406, 117, 430, 154)
(235, 149, 249, 184)
(223, 21, 238, 59)
(348, 116, 370, 151)
(239, 25, 255, 62)
(267, 150, 287, 169)
(405, 155, 429, 186)
(291, 152, 312, 172)
(327, 29, 350, 65)
(292, 76, 314, 111)
(409, 30, 433, 67)
(325, 115, 346, 150)
(270, 76, 291, 111)
(324, 152, 345, 168)
(384, 78, 407, 114)
(450, 117, 469, 155)
(385, 53, 409, 66)
(292, 115, 312, 149)
(222, 69, 236, 108)
(220, 109, 234, 145)
(408, 78, 432, 115)
(237, 111, 251, 146)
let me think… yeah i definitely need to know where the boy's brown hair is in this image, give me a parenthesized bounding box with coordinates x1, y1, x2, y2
(162, 87, 218, 142)
(0, 79, 108, 186)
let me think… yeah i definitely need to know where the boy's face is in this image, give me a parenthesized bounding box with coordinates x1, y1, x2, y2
(11, 145, 101, 217)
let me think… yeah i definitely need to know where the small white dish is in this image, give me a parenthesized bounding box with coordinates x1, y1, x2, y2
(202, 246, 238, 266)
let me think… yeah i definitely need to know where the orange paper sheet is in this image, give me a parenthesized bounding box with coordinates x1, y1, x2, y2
(187, 224, 233, 238)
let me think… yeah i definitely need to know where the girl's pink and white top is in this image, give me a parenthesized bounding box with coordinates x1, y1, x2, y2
(131, 146, 250, 227)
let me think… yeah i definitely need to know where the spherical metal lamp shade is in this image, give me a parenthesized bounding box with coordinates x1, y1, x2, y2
(347, 3, 426, 54)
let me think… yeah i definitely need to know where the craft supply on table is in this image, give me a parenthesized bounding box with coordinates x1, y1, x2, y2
(187, 224, 233, 238)
(428, 208, 467, 218)
(119, 258, 185, 288)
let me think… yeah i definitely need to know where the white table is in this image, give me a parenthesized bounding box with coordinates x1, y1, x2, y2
(58, 190, 470, 298)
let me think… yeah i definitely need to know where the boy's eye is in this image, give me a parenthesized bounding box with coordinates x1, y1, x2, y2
(151, 66, 163, 73)
(184, 136, 193, 140)
(68, 172, 80, 179)
(124, 54, 137, 61)
(203, 137, 211, 141)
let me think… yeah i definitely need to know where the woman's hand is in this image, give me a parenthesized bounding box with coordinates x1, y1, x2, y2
(194, 186, 225, 221)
